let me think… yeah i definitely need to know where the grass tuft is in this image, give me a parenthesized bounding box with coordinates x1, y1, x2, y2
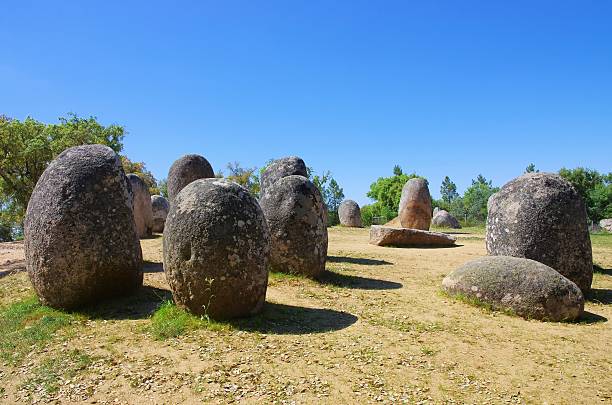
(149, 301, 230, 340)
(20, 349, 94, 398)
(0, 296, 81, 364)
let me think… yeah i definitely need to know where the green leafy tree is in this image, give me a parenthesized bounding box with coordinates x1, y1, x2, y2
(312, 170, 345, 226)
(366, 166, 421, 216)
(158, 179, 168, 198)
(459, 175, 499, 223)
(559, 167, 612, 222)
(0, 114, 125, 230)
(224, 161, 260, 196)
(440, 176, 459, 204)
(525, 163, 538, 173)
(121, 156, 159, 195)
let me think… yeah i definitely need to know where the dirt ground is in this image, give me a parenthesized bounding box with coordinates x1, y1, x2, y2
(0, 227, 610, 404)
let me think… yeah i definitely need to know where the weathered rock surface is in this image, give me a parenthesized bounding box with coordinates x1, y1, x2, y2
(127, 174, 153, 238)
(167, 154, 214, 202)
(486, 173, 593, 293)
(259, 175, 328, 277)
(432, 210, 461, 229)
(260, 156, 307, 194)
(600, 218, 612, 232)
(151, 195, 169, 233)
(433, 207, 440, 217)
(338, 200, 363, 227)
(398, 178, 432, 230)
(442, 256, 585, 321)
(24, 144, 143, 309)
(163, 179, 270, 319)
(369, 226, 456, 247)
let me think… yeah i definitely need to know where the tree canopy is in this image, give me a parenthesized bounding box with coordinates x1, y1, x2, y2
(559, 167, 612, 223)
(0, 114, 126, 236)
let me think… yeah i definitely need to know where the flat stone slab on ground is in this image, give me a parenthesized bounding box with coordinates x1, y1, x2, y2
(369, 225, 456, 247)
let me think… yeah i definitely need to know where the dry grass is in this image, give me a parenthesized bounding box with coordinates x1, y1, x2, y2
(0, 227, 610, 404)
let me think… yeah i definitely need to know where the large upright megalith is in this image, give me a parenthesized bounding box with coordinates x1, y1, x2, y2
(260, 156, 307, 194)
(151, 195, 169, 233)
(259, 175, 328, 278)
(127, 174, 153, 238)
(398, 178, 432, 230)
(338, 200, 363, 227)
(163, 179, 270, 319)
(167, 154, 214, 202)
(24, 144, 143, 309)
(486, 173, 593, 293)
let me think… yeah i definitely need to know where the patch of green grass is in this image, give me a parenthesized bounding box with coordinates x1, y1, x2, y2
(20, 349, 93, 398)
(591, 233, 612, 248)
(149, 301, 230, 340)
(0, 296, 82, 364)
(368, 316, 443, 333)
(420, 346, 437, 356)
(440, 290, 516, 317)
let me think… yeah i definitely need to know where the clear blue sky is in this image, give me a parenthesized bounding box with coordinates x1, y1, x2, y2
(2, 1, 611, 205)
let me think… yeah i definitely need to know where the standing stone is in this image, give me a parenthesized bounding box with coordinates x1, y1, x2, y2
(487, 173, 593, 293)
(163, 179, 270, 319)
(338, 200, 363, 227)
(167, 154, 214, 202)
(600, 219, 612, 232)
(260, 156, 307, 194)
(24, 145, 143, 309)
(398, 178, 432, 230)
(259, 175, 328, 278)
(151, 195, 169, 233)
(127, 174, 153, 238)
(432, 210, 461, 229)
(433, 207, 440, 217)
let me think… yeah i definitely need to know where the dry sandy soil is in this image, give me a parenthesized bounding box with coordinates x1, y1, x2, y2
(0, 227, 610, 404)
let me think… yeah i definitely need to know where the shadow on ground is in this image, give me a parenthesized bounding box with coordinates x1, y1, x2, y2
(143, 260, 164, 273)
(593, 265, 612, 276)
(327, 255, 392, 266)
(587, 288, 612, 305)
(78, 285, 171, 320)
(318, 270, 402, 290)
(231, 302, 357, 334)
(579, 310, 608, 323)
(0, 261, 26, 279)
(385, 244, 464, 249)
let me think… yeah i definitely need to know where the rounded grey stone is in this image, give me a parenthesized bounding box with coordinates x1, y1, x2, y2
(398, 178, 432, 230)
(24, 144, 143, 309)
(338, 200, 363, 227)
(260, 156, 307, 194)
(443, 256, 584, 321)
(486, 173, 593, 293)
(259, 175, 328, 278)
(167, 154, 214, 202)
(127, 174, 153, 238)
(432, 210, 461, 229)
(163, 179, 270, 320)
(151, 195, 169, 233)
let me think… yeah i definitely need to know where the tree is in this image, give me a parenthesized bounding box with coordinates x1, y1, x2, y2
(312, 170, 345, 226)
(158, 179, 168, 198)
(121, 156, 159, 195)
(559, 167, 612, 223)
(525, 163, 538, 173)
(440, 176, 459, 204)
(224, 161, 260, 196)
(366, 166, 421, 217)
(460, 175, 499, 223)
(0, 114, 125, 229)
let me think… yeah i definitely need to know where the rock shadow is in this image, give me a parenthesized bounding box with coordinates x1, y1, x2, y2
(578, 310, 608, 324)
(317, 270, 402, 290)
(593, 265, 612, 276)
(327, 255, 392, 266)
(231, 302, 357, 334)
(0, 261, 26, 279)
(587, 288, 612, 305)
(77, 285, 172, 320)
(385, 244, 463, 249)
(143, 260, 164, 273)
